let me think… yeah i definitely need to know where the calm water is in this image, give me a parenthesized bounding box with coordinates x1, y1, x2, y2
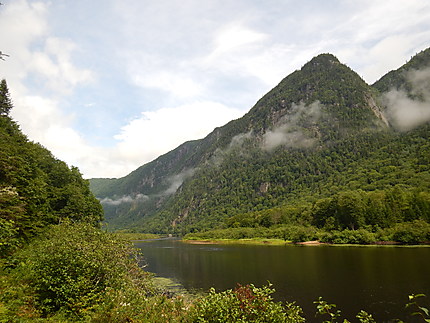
(135, 239, 430, 322)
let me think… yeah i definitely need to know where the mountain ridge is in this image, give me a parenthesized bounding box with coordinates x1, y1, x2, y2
(90, 48, 430, 233)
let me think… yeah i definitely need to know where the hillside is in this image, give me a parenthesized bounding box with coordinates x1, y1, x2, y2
(0, 80, 103, 255)
(90, 49, 430, 234)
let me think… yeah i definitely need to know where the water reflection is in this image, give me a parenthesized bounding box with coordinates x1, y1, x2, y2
(135, 239, 430, 322)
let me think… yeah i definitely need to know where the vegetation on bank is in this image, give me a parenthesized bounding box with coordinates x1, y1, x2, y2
(183, 219, 430, 245)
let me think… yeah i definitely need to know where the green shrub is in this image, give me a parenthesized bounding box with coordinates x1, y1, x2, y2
(289, 226, 318, 243)
(190, 283, 304, 323)
(390, 220, 430, 244)
(11, 222, 154, 317)
(318, 229, 376, 244)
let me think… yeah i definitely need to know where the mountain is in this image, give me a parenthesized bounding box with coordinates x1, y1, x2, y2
(373, 47, 430, 94)
(90, 49, 430, 234)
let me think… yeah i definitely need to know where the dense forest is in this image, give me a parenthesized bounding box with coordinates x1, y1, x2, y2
(90, 49, 430, 244)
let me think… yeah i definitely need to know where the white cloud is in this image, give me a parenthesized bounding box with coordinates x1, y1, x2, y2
(383, 67, 430, 131)
(163, 168, 197, 195)
(11, 99, 245, 179)
(28, 37, 94, 94)
(132, 69, 203, 99)
(332, 1, 430, 83)
(209, 23, 268, 58)
(0, 0, 97, 176)
(100, 194, 149, 206)
(262, 101, 322, 151)
(113, 101, 244, 169)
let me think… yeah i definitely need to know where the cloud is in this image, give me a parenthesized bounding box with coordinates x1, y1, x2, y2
(99, 169, 197, 203)
(163, 168, 197, 195)
(262, 101, 322, 151)
(0, 0, 97, 173)
(123, 52, 205, 99)
(0, 1, 93, 94)
(100, 193, 149, 206)
(28, 37, 94, 94)
(332, 1, 430, 83)
(209, 101, 323, 165)
(133, 70, 203, 99)
(113, 101, 244, 168)
(383, 67, 430, 131)
(209, 131, 253, 166)
(208, 23, 268, 59)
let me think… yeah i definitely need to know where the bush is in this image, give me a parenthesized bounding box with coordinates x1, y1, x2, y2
(190, 283, 304, 323)
(318, 229, 376, 244)
(184, 227, 272, 240)
(390, 220, 430, 244)
(11, 222, 154, 317)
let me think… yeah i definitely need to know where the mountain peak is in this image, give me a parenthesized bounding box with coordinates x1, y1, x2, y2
(373, 46, 430, 93)
(298, 53, 341, 74)
(244, 51, 383, 136)
(307, 53, 340, 65)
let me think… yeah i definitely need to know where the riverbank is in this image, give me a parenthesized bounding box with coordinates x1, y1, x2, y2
(184, 237, 290, 246)
(183, 237, 330, 246)
(182, 221, 430, 246)
(183, 237, 430, 247)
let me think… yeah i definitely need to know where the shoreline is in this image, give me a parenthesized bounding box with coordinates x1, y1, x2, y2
(182, 238, 430, 247)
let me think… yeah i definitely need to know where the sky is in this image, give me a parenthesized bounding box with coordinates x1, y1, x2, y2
(0, 0, 429, 179)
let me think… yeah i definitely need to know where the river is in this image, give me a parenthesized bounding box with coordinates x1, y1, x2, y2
(134, 239, 430, 322)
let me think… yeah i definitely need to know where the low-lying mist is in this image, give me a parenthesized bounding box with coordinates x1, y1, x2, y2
(383, 67, 430, 131)
(262, 101, 322, 151)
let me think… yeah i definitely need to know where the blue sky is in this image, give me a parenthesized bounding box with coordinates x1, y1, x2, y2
(1, 0, 429, 178)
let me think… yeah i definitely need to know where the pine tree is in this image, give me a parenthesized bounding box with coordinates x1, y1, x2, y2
(0, 79, 13, 116)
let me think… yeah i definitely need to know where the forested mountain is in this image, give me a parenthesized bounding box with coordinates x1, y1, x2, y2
(0, 80, 103, 256)
(90, 48, 430, 235)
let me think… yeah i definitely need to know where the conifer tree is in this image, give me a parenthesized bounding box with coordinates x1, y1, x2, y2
(0, 79, 12, 116)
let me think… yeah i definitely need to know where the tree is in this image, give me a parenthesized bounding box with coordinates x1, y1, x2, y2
(0, 79, 13, 116)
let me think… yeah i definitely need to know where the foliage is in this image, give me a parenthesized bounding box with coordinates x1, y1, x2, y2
(189, 283, 305, 323)
(185, 218, 430, 245)
(0, 81, 103, 256)
(184, 225, 320, 243)
(2, 252, 430, 323)
(8, 222, 154, 317)
(380, 220, 430, 244)
(405, 294, 430, 322)
(318, 229, 377, 245)
(314, 297, 378, 323)
(314, 297, 342, 322)
(372, 47, 430, 93)
(0, 79, 12, 116)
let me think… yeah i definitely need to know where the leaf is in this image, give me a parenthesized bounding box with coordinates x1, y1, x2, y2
(419, 306, 429, 316)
